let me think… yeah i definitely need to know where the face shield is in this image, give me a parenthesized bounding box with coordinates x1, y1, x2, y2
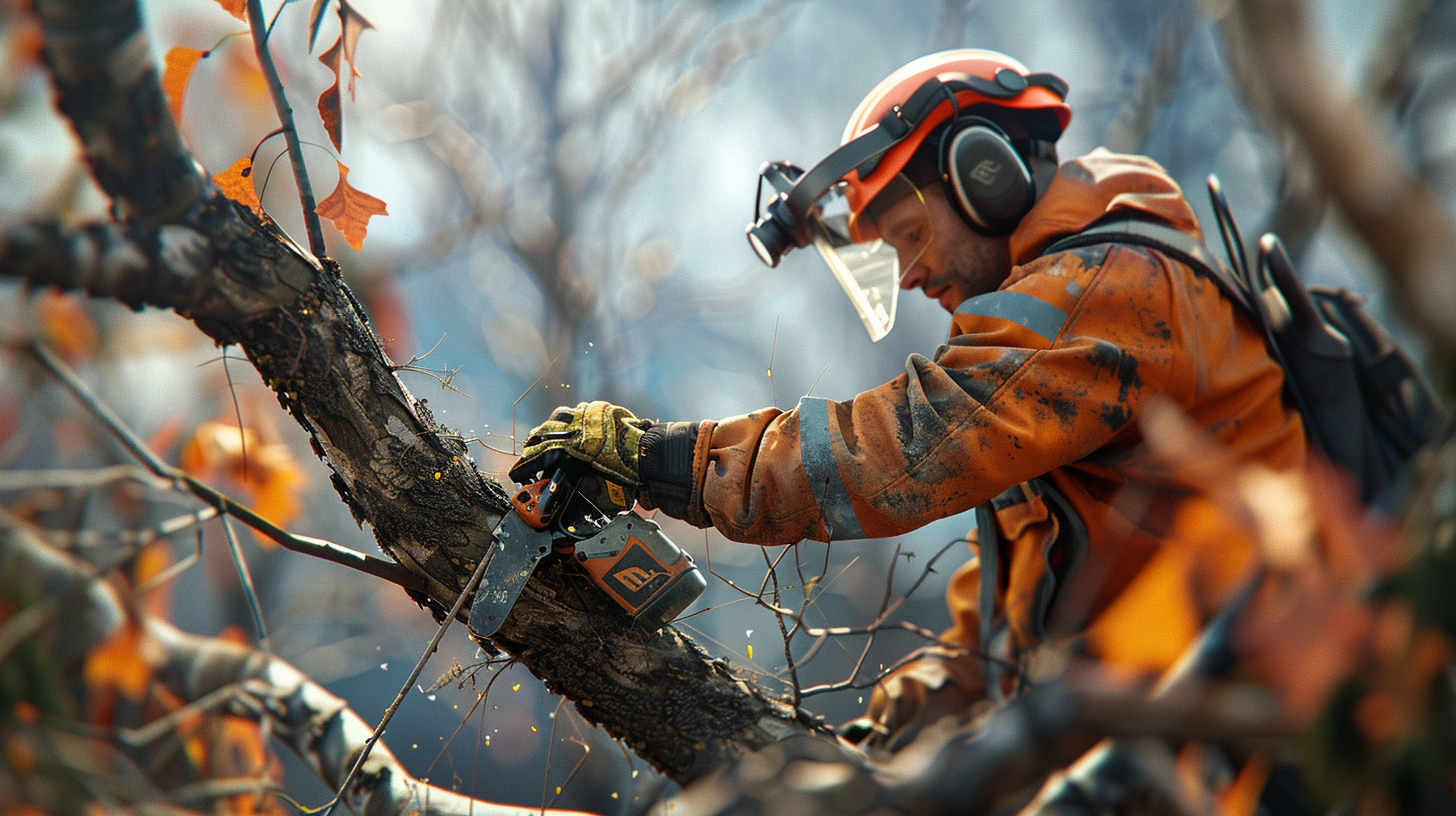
(805, 174, 933, 341)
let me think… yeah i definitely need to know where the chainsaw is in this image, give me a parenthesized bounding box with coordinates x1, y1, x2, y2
(468, 458, 706, 640)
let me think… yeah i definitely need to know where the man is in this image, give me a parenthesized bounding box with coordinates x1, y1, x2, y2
(511, 50, 1307, 749)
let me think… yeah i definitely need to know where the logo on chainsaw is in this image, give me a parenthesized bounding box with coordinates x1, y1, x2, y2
(613, 565, 666, 592)
(604, 540, 672, 605)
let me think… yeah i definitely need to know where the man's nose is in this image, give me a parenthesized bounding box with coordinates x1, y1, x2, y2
(898, 258, 926, 290)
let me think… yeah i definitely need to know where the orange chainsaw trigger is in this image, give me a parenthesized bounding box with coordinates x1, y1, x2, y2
(510, 478, 559, 529)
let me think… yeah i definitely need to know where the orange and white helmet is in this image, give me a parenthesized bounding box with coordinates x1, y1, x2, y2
(746, 50, 1069, 340)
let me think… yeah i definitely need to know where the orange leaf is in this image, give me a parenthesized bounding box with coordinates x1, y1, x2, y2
(316, 36, 346, 150)
(213, 157, 265, 218)
(181, 420, 308, 546)
(223, 45, 270, 112)
(308, 0, 332, 50)
(1215, 754, 1271, 816)
(316, 162, 387, 252)
(161, 47, 205, 124)
(339, 0, 374, 98)
(84, 623, 152, 702)
(212, 0, 247, 21)
(35, 288, 98, 364)
(135, 540, 176, 620)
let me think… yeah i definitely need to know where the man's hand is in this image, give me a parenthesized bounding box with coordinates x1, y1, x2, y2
(509, 401, 649, 490)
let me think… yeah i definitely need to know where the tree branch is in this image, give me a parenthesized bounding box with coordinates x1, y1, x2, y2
(10, 0, 824, 784)
(246, 0, 327, 257)
(0, 516, 598, 816)
(1229, 0, 1456, 359)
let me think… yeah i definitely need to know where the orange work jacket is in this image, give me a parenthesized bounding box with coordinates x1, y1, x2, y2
(661, 149, 1306, 679)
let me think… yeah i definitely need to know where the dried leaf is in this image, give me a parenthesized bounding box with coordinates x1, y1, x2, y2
(315, 162, 387, 252)
(1214, 753, 1270, 816)
(314, 2, 372, 150)
(217, 715, 286, 815)
(213, 157, 265, 218)
(223, 45, 270, 112)
(317, 36, 344, 150)
(35, 288, 98, 364)
(84, 622, 152, 703)
(339, 0, 374, 97)
(180, 420, 308, 546)
(161, 47, 205, 124)
(134, 541, 175, 619)
(212, 0, 247, 21)
(308, 0, 332, 50)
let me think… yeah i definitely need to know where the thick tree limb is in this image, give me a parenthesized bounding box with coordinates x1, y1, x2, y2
(8, 0, 824, 784)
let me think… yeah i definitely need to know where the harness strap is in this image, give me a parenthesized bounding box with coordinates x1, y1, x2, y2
(974, 501, 1003, 703)
(1042, 216, 1259, 321)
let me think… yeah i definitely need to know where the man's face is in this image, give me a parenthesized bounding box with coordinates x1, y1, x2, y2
(874, 182, 1012, 312)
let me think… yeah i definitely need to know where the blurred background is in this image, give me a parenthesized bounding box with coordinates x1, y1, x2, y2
(1, 0, 1452, 812)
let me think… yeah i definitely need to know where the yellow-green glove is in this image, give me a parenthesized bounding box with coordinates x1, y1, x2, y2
(509, 401, 649, 489)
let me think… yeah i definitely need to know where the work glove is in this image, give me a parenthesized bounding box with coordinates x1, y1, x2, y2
(509, 401, 649, 492)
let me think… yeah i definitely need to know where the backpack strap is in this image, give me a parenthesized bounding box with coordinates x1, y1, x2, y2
(1042, 215, 1260, 323)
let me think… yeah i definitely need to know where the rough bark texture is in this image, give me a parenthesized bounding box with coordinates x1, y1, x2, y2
(8, 0, 827, 784)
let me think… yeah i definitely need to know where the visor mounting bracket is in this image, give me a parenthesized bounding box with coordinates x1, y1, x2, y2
(879, 106, 911, 139)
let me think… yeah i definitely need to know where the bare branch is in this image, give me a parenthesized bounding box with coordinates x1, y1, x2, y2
(1229, 0, 1456, 357)
(0, 519, 597, 816)
(246, 0, 327, 256)
(8, 0, 828, 784)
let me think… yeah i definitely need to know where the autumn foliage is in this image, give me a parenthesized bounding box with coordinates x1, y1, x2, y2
(162, 0, 387, 254)
(180, 419, 308, 542)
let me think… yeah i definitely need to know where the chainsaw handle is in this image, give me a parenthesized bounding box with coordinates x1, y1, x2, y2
(510, 467, 571, 529)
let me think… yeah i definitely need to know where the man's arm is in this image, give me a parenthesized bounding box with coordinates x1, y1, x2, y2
(655, 245, 1187, 545)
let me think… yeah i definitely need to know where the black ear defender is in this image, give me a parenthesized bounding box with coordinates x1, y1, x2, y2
(938, 116, 1037, 235)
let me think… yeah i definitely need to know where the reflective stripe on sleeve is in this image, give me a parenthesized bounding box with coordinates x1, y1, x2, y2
(797, 396, 867, 540)
(954, 290, 1069, 344)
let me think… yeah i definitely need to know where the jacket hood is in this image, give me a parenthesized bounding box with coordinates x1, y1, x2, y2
(1008, 148, 1202, 266)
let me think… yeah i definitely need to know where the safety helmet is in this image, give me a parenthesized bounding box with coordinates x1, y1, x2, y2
(745, 49, 1070, 340)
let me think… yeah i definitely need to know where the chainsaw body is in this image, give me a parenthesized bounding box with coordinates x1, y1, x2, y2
(468, 465, 705, 639)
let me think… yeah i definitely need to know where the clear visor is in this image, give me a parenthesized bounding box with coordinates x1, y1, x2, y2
(806, 174, 932, 341)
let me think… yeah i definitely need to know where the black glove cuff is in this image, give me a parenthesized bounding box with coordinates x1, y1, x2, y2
(639, 421, 698, 520)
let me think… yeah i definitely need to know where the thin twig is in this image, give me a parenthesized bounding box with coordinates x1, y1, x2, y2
(761, 547, 800, 706)
(118, 681, 249, 747)
(542, 697, 592, 809)
(246, 0, 327, 257)
(768, 315, 778, 409)
(28, 343, 426, 593)
(511, 355, 560, 455)
(793, 538, 967, 695)
(319, 544, 497, 816)
(220, 514, 271, 652)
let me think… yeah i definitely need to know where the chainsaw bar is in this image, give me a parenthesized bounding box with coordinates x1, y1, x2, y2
(468, 511, 555, 639)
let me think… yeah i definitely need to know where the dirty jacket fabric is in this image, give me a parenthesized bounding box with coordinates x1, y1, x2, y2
(651, 149, 1306, 674)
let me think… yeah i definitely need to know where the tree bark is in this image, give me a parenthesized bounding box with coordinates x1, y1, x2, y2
(7, 0, 827, 784)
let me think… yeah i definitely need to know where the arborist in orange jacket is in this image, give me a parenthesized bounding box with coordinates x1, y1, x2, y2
(510, 49, 1307, 749)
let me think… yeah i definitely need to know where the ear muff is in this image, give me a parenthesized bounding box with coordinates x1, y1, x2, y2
(939, 116, 1036, 235)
